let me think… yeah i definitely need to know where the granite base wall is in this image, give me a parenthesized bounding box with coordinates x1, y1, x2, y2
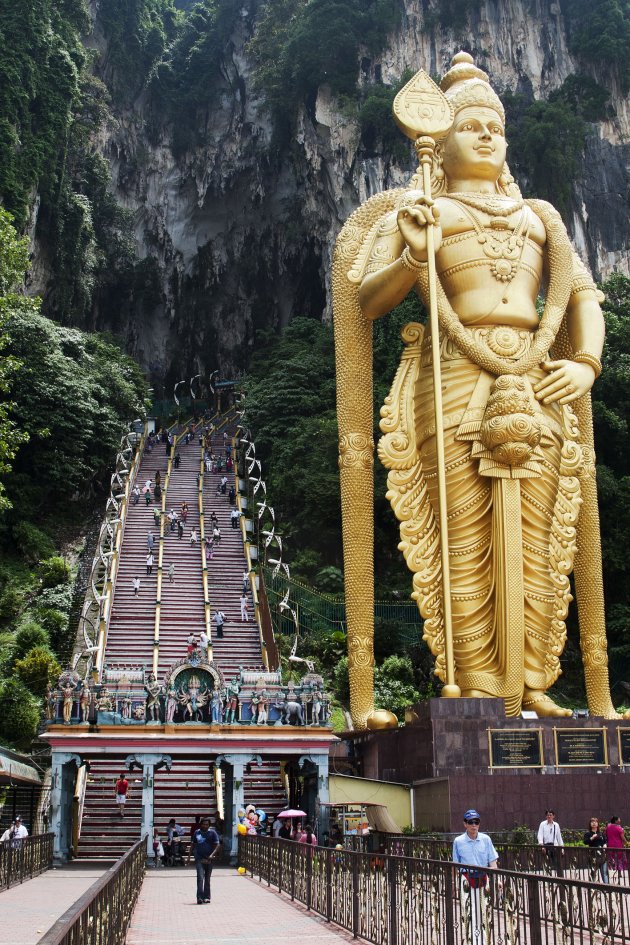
(347, 698, 630, 831)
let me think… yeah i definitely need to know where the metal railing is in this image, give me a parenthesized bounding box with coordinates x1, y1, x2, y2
(72, 424, 147, 681)
(0, 833, 54, 891)
(382, 836, 630, 886)
(37, 838, 145, 945)
(239, 834, 630, 945)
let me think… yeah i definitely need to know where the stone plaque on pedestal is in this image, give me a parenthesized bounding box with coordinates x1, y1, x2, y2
(618, 729, 630, 765)
(488, 729, 543, 768)
(554, 728, 607, 767)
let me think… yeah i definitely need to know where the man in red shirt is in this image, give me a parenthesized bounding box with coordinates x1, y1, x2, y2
(114, 772, 130, 819)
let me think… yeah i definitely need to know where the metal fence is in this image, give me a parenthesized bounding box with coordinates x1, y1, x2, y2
(381, 837, 630, 887)
(37, 838, 146, 945)
(239, 834, 630, 945)
(0, 833, 54, 891)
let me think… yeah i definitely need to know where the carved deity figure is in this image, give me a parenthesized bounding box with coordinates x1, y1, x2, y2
(79, 683, 92, 723)
(45, 685, 57, 721)
(120, 692, 132, 720)
(61, 682, 77, 723)
(210, 689, 223, 723)
(250, 689, 269, 725)
(256, 690, 269, 725)
(334, 52, 618, 725)
(224, 677, 241, 724)
(312, 686, 323, 725)
(97, 688, 113, 712)
(165, 685, 178, 723)
(145, 674, 162, 722)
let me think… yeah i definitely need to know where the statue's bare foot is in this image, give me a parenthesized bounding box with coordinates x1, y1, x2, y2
(522, 690, 572, 718)
(460, 689, 491, 698)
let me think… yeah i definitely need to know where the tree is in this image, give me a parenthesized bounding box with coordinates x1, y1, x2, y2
(0, 678, 40, 748)
(14, 646, 61, 697)
(3, 309, 148, 514)
(374, 655, 420, 720)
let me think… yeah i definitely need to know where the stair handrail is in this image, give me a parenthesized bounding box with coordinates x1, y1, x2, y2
(73, 423, 147, 681)
(71, 763, 88, 854)
(233, 446, 273, 671)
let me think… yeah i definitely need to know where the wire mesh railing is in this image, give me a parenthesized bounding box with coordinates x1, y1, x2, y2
(261, 565, 422, 640)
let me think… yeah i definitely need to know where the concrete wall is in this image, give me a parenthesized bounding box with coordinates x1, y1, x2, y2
(328, 774, 412, 830)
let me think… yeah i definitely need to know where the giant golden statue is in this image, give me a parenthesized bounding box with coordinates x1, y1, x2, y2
(333, 52, 619, 728)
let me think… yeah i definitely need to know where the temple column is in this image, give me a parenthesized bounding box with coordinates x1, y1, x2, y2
(299, 753, 330, 840)
(126, 753, 171, 858)
(50, 751, 81, 862)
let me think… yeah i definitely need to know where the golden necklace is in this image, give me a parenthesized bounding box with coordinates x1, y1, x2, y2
(447, 191, 525, 216)
(454, 201, 530, 284)
(414, 199, 573, 377)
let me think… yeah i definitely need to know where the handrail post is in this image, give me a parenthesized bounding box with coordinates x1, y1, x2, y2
(326, 846, 333, 922)
(444, 863, 455, 945)
(352, 852, 360, 938)
(306, 847, 312, 911)
(291, 842, 296, 901)
(388, 855, 398, 945)
(528, 874, 543, 945)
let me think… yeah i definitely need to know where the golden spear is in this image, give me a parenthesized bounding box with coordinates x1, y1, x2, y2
(393, 71, 461, 698)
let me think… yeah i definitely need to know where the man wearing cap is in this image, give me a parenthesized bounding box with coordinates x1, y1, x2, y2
(452, 810, 498, 944)
(1, 816, 28, 847)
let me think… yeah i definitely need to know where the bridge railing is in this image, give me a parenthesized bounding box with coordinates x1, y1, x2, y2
(37, 837, 145, 945)
(239, 834, 630, 945)
(382, 836, 628, 886)
(0, 833, 54, 891)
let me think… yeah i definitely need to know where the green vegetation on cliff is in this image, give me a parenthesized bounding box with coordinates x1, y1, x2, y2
(561, 0, 630, 91)
(0, 204, 149, 750)
(504, 75, 611, 213)
(248, 0, 402, 137)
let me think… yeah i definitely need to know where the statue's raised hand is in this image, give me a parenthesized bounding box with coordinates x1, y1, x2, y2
(397, 197, 442, 262)
(534, 360, 596, 405)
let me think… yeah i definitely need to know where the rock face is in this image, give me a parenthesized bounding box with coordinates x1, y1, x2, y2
(35, 0, 630, 384)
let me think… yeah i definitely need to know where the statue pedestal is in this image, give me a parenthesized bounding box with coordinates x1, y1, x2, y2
(342, 698, 630, 831)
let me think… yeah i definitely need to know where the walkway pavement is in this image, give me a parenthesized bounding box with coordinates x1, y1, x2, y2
(126, 867, 355, 945)
(0, 864, 107, 945)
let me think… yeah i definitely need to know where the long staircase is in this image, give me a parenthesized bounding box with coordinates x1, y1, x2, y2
(203, 427, 264, 679)
(75, 414, 286, 860)
(157, 440, 205, 675)
(105, 441, 170, 670)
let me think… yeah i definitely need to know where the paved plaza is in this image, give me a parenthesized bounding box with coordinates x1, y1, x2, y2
(0, 864, 106, 945)
(126, 867, 355, 945)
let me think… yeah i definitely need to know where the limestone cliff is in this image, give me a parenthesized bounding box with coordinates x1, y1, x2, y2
(30, 0, 630, 385)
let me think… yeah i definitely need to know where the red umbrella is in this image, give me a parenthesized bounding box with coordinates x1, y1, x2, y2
(278, 809, 307, 818)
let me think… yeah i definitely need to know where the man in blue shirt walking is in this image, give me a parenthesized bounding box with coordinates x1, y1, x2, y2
(188, 817, 221, 904)
(452, 809, 499, 944)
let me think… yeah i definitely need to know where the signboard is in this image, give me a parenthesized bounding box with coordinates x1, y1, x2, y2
(488, 729, 543, 768)
(617, 729, 630, 766)
(554, 729, 607, 767)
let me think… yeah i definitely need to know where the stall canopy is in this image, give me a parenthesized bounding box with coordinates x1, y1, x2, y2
(322, 802, 402, 835)
(0, 746, 42, 785)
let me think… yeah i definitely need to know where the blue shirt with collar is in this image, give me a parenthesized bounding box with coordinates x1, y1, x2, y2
(452, 831, 498, 869)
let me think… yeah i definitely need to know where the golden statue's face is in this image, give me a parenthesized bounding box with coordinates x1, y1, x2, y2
(442, 106, 507, 184)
